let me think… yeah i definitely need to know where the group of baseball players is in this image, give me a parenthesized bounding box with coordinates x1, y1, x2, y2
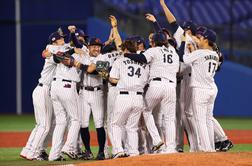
(20, 0, 233, 162)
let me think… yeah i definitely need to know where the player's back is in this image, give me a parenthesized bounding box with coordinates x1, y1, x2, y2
(185, 49, 219, 89)
(143, 45, 179, 83)
(113, 57, 149, 92)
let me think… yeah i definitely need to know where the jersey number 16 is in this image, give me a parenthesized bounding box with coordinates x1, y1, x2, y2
(163, 54, 173, 63)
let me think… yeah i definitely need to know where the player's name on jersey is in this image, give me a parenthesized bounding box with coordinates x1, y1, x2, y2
(123, 59, 147, 69)
(162, 47, 174, 54)
(108, 52, 121, 58)
(204, 55, 219, 61)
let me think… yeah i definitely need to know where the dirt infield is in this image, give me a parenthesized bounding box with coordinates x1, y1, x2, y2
(77, 152, 252, 166)
(0, 130, 252, 147)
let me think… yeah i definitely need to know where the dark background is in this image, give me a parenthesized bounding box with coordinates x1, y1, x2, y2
(1, 0, 252, 116)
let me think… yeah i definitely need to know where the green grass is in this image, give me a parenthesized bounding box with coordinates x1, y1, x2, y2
(0, 114, 96, 131)
(216, 118, 252, 130)
(0, 145, 252, 166)
(0, 147, 100, 166)
(0, 115, 251, 131)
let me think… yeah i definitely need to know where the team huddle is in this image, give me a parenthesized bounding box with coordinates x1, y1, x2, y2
(20, 0, 233, 161)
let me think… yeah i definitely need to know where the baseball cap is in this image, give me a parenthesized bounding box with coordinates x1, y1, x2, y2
(75, 29, 89, 38)
(196, 26, 207, 35)
(48, 32, 65, 44)
(182, 21, 197, 35)
(89, 37, 103, 47)
(152, 32, 167, 43)
(199, 29, 217, 43)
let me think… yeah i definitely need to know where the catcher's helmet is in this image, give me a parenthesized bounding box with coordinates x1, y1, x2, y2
(152, 32, 167, 44)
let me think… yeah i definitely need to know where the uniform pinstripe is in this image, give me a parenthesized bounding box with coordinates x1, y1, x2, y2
(183, 49, 219, 152)
(21, 50, 56, 159)
(213, 117, 228, 142)
(142, 45, 179, 153)
(174, 27, 199, 152)
(79, 55, 105, 129)
(110, 57, 149, 156)
(49, 46, 82, 160)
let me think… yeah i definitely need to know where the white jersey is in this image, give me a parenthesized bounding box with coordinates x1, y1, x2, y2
(143, 45, 179, 83)
(38, 56, 57, 86)
(98, 51, 122, 67)
(183, 49, 219, 89)
(48, 44, 82, 82)
(81, 55, 103, 87)
(110, 57, 149, 92)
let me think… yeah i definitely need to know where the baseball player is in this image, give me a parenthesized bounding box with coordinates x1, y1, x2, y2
(47, 31, 85, 161)
(19, 34, 59, 160)
(179, 28, 219, 152)
(109, 39, 149, 158)
(78, 37, 107, 160)
(159, 0, 201, 152)
(125, 32, 180, 153)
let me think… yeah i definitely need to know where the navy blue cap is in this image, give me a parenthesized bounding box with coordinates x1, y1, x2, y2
(152, 32, 167, 43)
(196, 26, 207, 35)
(89, 37, 103, 47)
(75, 29, 88, 38)
(182, 21, 197, 35)
(200, 29, 217, 43)
(48, 32, 64, 44)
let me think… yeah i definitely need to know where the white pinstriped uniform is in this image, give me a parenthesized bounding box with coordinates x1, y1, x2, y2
(49, 45, 83, 160)
(110, 57, 149, 156)
(173, 26, 199, 152)
(142, 45, 179, 153)
(79, 55, 105, 129)
(98, 51, 122, 140)
(20, 50, 56, 159)
(213, 117, 228, 142)
(183, 49, 219, 152)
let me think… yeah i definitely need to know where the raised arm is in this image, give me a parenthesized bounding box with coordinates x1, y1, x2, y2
(160, 0, 176, 24)
(145, 13, 162, 33)
(109, 15, 122, 50)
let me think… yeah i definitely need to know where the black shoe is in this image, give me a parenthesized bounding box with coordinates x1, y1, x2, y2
(83, 150, 94, 160)
(39, 151, 49, 160)
(77, 151, 86, 160)
(215, 141, 222, 151)
(96, 152, 105, 160)
(61, 151, 78, 160)
(220, 140, 234, 151)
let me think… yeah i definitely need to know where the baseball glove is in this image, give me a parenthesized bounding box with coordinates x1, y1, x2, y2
(54, 51, 75, 67)
(96, 61, 110, 79)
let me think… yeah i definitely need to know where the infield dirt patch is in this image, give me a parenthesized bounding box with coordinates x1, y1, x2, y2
(0, 130, 252, 147)
(77, 152, 252, 166)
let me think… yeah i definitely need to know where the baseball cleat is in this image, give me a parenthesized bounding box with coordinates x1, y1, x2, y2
(61, 151, 78, 160)
(151, 141, 164, 153)
(83, 150, 94, 160)
(96, 152, 105, 160)
(220, 139, 234, 151)
(112, 152, 128, 159)
(20, 154, 27, 159)
(51, 155, 66, 161)
(215, 141, 222, 151)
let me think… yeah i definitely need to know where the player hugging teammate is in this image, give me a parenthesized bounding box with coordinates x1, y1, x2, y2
(20, 0, 233, 162)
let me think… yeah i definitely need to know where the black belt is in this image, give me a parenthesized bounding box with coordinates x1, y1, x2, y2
(120, 91, 143, 95)
(53, 78, 72, 83)
(84, 86, 101, 91)
(152, 77, 173, 83)
(38, 83, 43, 87)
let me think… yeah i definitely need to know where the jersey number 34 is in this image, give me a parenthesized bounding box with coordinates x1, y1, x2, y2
(128, 66, 141, 78)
